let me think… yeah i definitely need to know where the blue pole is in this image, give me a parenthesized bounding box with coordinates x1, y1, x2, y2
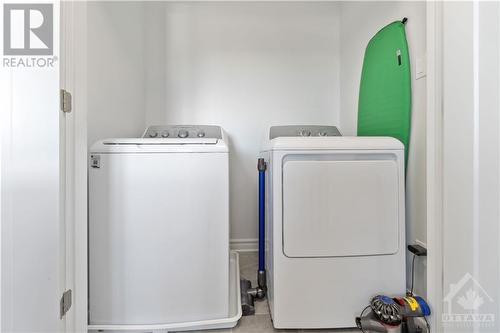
(258, 159, 266, 272)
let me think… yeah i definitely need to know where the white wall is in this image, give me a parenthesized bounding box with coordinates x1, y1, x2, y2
(86, 3, 427, 268)
(86, 2, 341, 241)
(143, 2, 341, 240)
(87, 2, 146, 146)
(339, 1, 427, 296)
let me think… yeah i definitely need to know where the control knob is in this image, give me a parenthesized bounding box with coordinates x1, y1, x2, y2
(149, 131, 158, 138)
(300, 130, 311, 137)
(178, 130, 189, 138)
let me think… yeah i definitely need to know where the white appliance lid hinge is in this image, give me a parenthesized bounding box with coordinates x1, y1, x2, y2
(60, 289, 72, 319)
(60, 89, 72, 113)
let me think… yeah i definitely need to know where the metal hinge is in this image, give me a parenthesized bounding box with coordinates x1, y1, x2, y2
(60, 89, 72, 113)
(60, 289, 72, 318)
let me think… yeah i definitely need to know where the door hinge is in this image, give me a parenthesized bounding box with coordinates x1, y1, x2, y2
(60, 289, 72, 319)
(60, 89, 72, 113)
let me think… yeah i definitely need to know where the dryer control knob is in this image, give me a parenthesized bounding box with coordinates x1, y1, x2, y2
(178, 130, 189, 138)
(197, 131, 205, 138)
(149, 131, 158, 138)
(319, 131, 327, 136)
(300, 130, 311, 137)
(161, 132, 169, 138)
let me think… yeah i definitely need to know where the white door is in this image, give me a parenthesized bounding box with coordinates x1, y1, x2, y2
(282, 156, 401, 258)
(0, 2, 67, 332)
(428, 2, 500, 332)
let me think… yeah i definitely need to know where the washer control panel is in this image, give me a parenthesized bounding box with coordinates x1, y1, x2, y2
(142, 125, 222, 140)
(270, 125, 341, 139)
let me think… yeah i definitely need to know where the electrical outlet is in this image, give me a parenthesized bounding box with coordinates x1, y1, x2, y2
(415, 56, 426, 79)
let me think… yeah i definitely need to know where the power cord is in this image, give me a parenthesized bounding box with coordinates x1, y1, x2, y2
(424, 315, 431, 333)
(410, 253, 416, 296)
(407, 244, 427, 296)
(356, 305, 371, 333)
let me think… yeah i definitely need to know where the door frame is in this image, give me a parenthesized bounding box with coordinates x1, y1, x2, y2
(60, 1, 88, 332)
(425, 1, 444, 331)
(61, 2, 444, 332)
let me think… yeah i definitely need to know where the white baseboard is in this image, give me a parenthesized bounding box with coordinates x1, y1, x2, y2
(230, 238, 258, 252)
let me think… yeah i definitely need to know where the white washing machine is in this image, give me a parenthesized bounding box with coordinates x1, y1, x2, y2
(88, 125, 236, 330)
(261, 125, 406, 329)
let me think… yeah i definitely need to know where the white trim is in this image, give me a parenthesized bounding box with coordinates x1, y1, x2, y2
(0, 55, 9, 333)
(426, 2, 444, 332)
(0, 120, 2, 332)
(230, 238, 259, 252)
(60, 3, 70, 331)
(471, 4, 481, 331)
(73, 2, 89, 332)
(55, 2, 67, 331)
(60, 2, 88, 332)
(472, 4, 480, 319)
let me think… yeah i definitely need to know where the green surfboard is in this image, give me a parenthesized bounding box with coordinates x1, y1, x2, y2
(357, 20, 412, 165)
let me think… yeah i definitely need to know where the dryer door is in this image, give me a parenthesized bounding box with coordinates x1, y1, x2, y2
(282, 153, 401, 258)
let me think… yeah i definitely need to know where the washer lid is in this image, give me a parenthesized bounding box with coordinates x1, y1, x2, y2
(103, 138, 219, 145)
(90, 137, 228, 153)
(91, 125, 228, 153)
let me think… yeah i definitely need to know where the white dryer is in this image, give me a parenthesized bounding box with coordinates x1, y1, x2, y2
(261, 125, 406, 329)
(89, 125, 234, 329)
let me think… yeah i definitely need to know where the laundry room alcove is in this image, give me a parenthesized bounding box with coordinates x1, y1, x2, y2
(80, 0, 428, 329)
